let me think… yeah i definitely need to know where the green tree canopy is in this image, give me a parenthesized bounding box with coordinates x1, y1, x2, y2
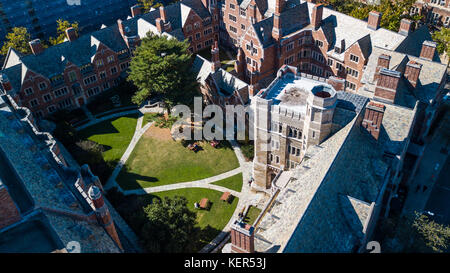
(127, 33, 199, 112)
(0, 27, 32, 56)
(140, 196, 197, 252)
(138, 0, 162, 11)
(48, 19, 79, 45)
(432, 27, 450, 60)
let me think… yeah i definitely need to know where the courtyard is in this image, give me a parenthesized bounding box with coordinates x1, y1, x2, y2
(116, 124, 240, 190)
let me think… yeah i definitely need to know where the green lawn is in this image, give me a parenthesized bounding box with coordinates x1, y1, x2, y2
(77, 114, 138, 162)
(244, 205, 262, 226)
(211, 173, 243, 192)
(117, 136, 240, 190)
(143, 188, 239, 252)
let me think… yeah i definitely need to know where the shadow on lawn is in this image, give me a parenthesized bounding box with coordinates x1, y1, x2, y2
(80, 121, 120, 136)
(118, 165, 159, 189)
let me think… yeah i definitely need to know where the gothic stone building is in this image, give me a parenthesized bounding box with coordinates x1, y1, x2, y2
(0, 1, 220, 118)
(0, 94, 132, 253)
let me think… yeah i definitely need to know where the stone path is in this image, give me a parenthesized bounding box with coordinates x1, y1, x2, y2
(123, 167, 243, 195)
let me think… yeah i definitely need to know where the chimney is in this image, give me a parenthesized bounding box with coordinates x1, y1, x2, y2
(0, 73, 12, 92)
(230, 220, 255, 253)
(117, 19, 125, 37)
(311, 4, 324, 30)
(29, 39, 44, 55)
(362, 101, 385, 141)
(249, 66, 260, 96)
(367, 11, 382, 30)
(88, 186, 123, 251)
(235, 47, 246, 80)
(272, 15, 282, 41)
(404, 60, 422, 88)
(0, 185, 22, 229)
(419, 40, 437, 61)
(159, 6, 167, 22)
(374, 54, 391, 81)
(398, 18, 413, 36)
(374, 68, 401, 103)
(211, 41, 221, 71)
(326, 76, 345, 91)
(65, 27, 78, 42)
(155, 18, 164, 33)
(131, 4, 142, 18)
(275, 0, 285, 15)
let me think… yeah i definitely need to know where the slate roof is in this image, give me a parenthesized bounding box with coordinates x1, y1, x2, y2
(255, 97, 416, 252)
(359, 46, 448, 105)
(0, 97, 121, 252)
(395, 25, 441, 62)
(192, 55, 248, 97)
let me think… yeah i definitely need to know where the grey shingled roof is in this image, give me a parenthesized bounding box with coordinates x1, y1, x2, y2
(395, 25, 440, 62)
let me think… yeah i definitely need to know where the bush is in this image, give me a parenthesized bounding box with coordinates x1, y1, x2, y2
(239, 140, 254, 161)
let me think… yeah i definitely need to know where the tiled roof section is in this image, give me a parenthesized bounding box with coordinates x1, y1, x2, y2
(254, 116, 360, 252)
(279, 2, 310, 37)
(182, 0, 212, 19)
(336, 91, 368, 113)
(0, 98, 120, 252)
(379, 103, 416, 155)
(192, 55, 248, 96)
(357, 34, 372, 60)
(395, 25, 440, 62)
(253, 17, 275, 47)
(305, 2, 406, 59)
(360, 46, 447, 105)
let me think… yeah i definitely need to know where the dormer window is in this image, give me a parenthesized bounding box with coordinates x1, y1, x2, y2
(334, 47, 341, 54)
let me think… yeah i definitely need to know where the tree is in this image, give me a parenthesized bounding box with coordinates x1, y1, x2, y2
(140, 196, 197, 252)
(127, 33, 199, 113)
(138, 0, 162, 11)
(395, 212, 450, 253)
(432, 27, 450, 60)
(48, 19, 79, 45)
(0, 27, 32, 56)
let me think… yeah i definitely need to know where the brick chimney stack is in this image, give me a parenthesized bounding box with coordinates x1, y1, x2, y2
(362, 101, 385, 141)
(88, 186, 123, 251)
(65, 27, 78, 42)
(367, 11, 382, 30)
(235, 47, 246, 80)
(117, 19, 125, 37)
(398, 18, 413, 36)
(419, 40, 437, 61)
(374, 68, 401, 103)
(249, 66, 260, 96)
(326, 76, 345, 91)
(404, 60, 422, 88)
(29, 39, 44, 55)
(374, 54, 391, 81)
(211, 40, 221, 71)
(230, 220, 255, 253)
(311, 4, 324, 30)
(131, 4, 142, 18)
(275, 0, 285, 15)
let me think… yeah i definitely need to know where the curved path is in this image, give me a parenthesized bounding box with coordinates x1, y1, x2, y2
(88, 106, 260, 253)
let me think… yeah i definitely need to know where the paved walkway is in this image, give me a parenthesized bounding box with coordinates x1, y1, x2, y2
(123, 167, 243, 195)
